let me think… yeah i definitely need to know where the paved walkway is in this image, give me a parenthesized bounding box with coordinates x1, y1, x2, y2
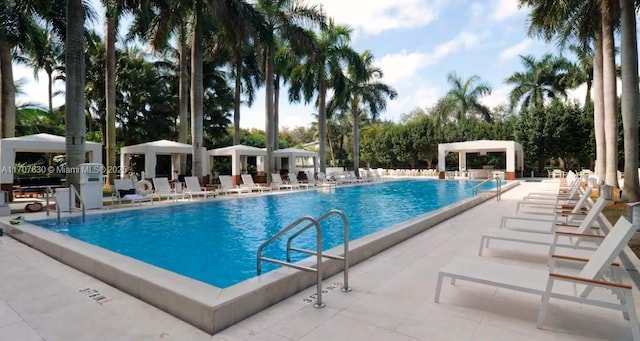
(0, 182, 637, 340)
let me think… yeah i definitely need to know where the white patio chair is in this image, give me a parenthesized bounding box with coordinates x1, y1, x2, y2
(184, 176, 218, 199)
(111, 178, 153, 206)
(218, 175, 250, 195)
(287, 174, 309, 189)
(241, 174, 272, 193)
(152, 177, 185, 202)
(479, 197, 607, 256)
(435, 216, 639, 340)
(270, 173, 297, 190)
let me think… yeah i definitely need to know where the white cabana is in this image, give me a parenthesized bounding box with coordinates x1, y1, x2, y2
(120, 140, 207, 179)
(437, 140, 524, 180)
(0, 133, 103, 192)
(273, 147, 318, 177)
(208, 144, 267, 185)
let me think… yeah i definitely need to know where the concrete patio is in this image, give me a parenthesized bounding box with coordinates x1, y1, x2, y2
(1, 181, 638, 340)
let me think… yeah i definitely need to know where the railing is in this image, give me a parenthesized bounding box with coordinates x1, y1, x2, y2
(46, 184, 86, 223)
(473, 176, 502, 201)
(257, 216, 326, 308)
(285, 209, 351, 293)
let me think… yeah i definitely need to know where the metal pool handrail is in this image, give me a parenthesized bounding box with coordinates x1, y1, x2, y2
(45, 185, 86, 223)
(256, 216, 326, 308)
(473, 176, 502, 201)
(285, 209, 351, 292)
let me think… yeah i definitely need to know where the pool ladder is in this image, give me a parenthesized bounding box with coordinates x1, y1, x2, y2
(256, 209, 351, 308)
(472, 176, 502, 201)
(45, 184, 86, 223)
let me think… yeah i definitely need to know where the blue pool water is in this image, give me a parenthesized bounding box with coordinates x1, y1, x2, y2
(33, 179, 495, 288)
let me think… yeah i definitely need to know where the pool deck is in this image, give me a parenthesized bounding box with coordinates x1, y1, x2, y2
(1, 181, 639, 340)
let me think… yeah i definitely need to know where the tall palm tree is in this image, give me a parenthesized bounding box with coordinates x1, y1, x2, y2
(519, 0, 611, 186)
(104, 0, 137, 184)
(445, 72, 493, 122)
(336, 50, 397, 176)
(130, 0, 191, 172)
(21, 23, 64, 115)
(0, 1, 38, 138)
(256, 0, 325, 182)
(505, 54, 573, 112)
(288, 19, 360, 174)
(65, 0, 86, 190)
(601, 0, 618, 188)
(619, 0, 639, 200)
(211, 13, 264, 146)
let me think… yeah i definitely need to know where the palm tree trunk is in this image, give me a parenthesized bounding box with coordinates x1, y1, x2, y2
(47, 71, 53, 115)
(602, 2, 618, 188)
(265, 46, 274, 182)
(0, 42, 16, 138)
(233, 56, 242, 145)
(620, 0, 640, 201)
(178, 26, 189, 173)
(273, 75, 280, 150)
(105, 16, 117, 185)
(327, 122, 336, 167)
(593, 30, 606, 184)
(318, 74, 327, 173)
(191, 14, 204, 180)
(65, 0, 86, 190)
(351, 102, 360, 177)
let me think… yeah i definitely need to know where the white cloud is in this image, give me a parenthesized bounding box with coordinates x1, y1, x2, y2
(470, 0, 525, 22)
(430, 31, 487, 61)
(375, 51, 431, 86)
(499, 39, 532, 60)
(374, 31, 487, 89)
(318, 0, 447, 35)
(480, 85, 511, 108)
(491, 0, 523, 21)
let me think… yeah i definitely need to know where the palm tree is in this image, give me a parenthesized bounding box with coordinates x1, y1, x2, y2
(445, 72, 493, 122)
(130, 0, 191, 172)
(600, 0, 618, 188)
(65, 0, 86, 190)
(288, 19, 359, 174)
(0, 1, 38, 138)
(337, 50, 397, 176)
(519, 0, 612, 186)
(212, 14, 264, 146)
(256, 0, 325, 182)
(104, 0, 137, 185)
(505, 54, 573, 112)
(619, 0, 639, 201)
(21, 23, 64, 115)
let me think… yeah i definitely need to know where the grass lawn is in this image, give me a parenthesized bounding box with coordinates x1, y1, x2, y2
(599, 188, 639, 256)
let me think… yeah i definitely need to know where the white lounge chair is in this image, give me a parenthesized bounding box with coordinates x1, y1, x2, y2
(435, 217, 639, 340)
(479, 197, 607, 256)
(287, 174, 309, 189)
(218, 175, 250, 195)
(152, 177, 185, 202)
(516, 185, 592, 214)
(184, 176, 218, 199)
(503, 189, 594, 233)
(271, 173, 297, 190)
(241, 174, 272, 193)
(111, 179, 153, 206)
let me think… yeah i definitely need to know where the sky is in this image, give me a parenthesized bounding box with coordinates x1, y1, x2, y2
(12, 0, 583, 131)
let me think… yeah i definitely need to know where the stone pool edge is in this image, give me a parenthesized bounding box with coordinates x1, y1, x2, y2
(0, 180, 519, 334)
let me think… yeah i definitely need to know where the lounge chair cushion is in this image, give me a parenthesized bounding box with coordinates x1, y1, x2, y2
(118, 189, 136, 197)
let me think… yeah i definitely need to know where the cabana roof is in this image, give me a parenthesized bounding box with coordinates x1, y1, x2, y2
(208, 144, 266, 156)
(273, 147, 317, 158)
(120, 140, 194, 155)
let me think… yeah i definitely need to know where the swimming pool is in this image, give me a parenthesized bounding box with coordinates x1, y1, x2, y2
(32, 179, 496, 288)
